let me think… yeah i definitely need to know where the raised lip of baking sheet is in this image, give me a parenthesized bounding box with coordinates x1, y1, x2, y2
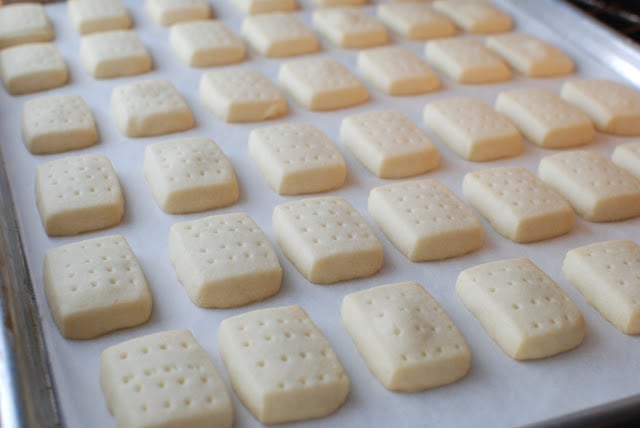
(2, 1, 640, 427)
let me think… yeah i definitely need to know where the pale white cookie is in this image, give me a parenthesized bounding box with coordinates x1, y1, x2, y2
(111, 79, 194, 137)
(457, 258, 585, 360)
(68, 0, 132, 35)
(368, 179, 483, 261)
(538, 150, 640, 222)
(0, 42, 68, 95)
(22, 94, 98, 155)
(218, 305, 349, 424)
(340, 110, 439, 178)
(564, 240, 640, 334)
(561, 79, 640, 136)
(278, 57, 368, 111)
(273, 196, 383, 284)
(462, 167, 574, 243)
(313, 7, 388, 49)
(144, 137, 239, 214)
(433, 0, 512, 34)
(425, 36, 510, 84)
(146, 0, 211, 26)
(199, 68, 287, 122)
(170, 20, 245, 67)
(486, 32, 573, 78)
(248, 123, 346, 195)
(0, 3, 53, 49)
(612, 142, 640, 180)
(80, 30, 152, 78)
(169, 212, 282, 308)
(342, 282, 471, 391)
(376, 3, 456, 40)
(101, 330, 233, 428)
(35, 154, 124, 236)
(495, 87, 595, 148)
(231, 0, 297, 15)
(357, 46, 441, 96)
(44, 235, 151, 339)
(314, 0, 368, 6)
(242, 12, 319, 58)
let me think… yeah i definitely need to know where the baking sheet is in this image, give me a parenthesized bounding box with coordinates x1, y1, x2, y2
(2, 1, 640, 427)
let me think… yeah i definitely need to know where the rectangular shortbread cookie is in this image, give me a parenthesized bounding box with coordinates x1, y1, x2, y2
(101, 329, 233, 428)
(0, 42, 68, 95)
(612, 142, 640, 180)
(340, 110, 439, 178)
(35, 154, 124, 236)
(199, 68, 287, 122)
(312, 7, 388, 49)
(22, 94, 98, 155)
(231, 0, 297, 15)
(342, 281, 471, 391)
(68, 0, 132, 35)
(486, 32, 574, 78)
(169, 212, 282, 308)
(463, 167, 574, 243)
(564, 240, 640, 334)
(273, 196, 383, 284)
(357, 46, 441, 96)
(279, 57, 368, 111)
(242, 12, 319, 58)
(433, 0, 513, 34)
(456, 258, 585, 360)
(146, 0, 211, 26)
(143, 137, 239, 214)
(495, 87, 595, 148)
(170, 20, 245, 67)
(425, 36, 510, 84)
(43, 235, 152, 339)
(314, 0, 368, 6)
(538, 150, 640, 222)
(218, 305, 349, 424)
(80, 30, 153, 78)
(0, 3, 53, 49)
(368, 179, 483, 261)
(423, 97, 522, 162)
(561, 79, 640, 136)
(111, 79, 194, 137)
(248, 123, 346, 195)
(376, 3, 456, 40)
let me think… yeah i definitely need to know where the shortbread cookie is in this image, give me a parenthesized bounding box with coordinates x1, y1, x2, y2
(564, 240, 640, 334)
(44, 235, 152, 339)
(495, 87, 595, 148)
(612, 142, 640, 180)
(0, 3, 53, 49)
(340, 110, 439, 178)
(368, 179, 483, 261)
(101, 330, 233, 428)
(456, 258, 585, 360)
(68, 0, 132, 34)
(35, 154, 124, 236)
(144, 137, 239, 213)
(538, 150, 640, 222)
(342, 282, 471, 391)
(22, 94, 98, 154)
(0, 42, 68, 95)
(200, 68, 287, 122)
(80, 30, 152, 78)
(231, 0, 297, 15)
(279, 57, 368, 111)
(561, 79, 640, 136)
(314, 0, 367, 6)
(358, 46, 441, 96)
(425, 36, 510, 84)
(242, 13, 319, 58)
(169, 212, 282, 308)
(170, 20, 245, 67)
(111, 79, 194, 137)
(218, 305, 349, 424)
(376, 3, 456, 40)
(462, 167, 574, 243)
(423, 97, 522, 162)
(433, 0, 512, 34)
(248, 123, 346, 195)
(146, 0, 211, 26)
(486, 32, 574, 78)
(273, 197, 383, 284)
(313, 7, 388, 49)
